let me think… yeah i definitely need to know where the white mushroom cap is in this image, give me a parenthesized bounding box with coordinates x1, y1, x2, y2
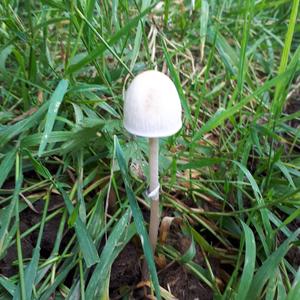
(123, 70, 182, 138)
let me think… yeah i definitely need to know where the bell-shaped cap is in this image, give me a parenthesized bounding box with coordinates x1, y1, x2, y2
(123, 70, 182, 138)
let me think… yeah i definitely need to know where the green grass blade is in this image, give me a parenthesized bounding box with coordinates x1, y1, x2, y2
(237, 0, 254, 94)
(178, 235, 196, 264)
(233, 161, 262, 201)
(21, 131, 73, 148)
(0, 45, 13, 74)
(207, 27, 239, 76)
(236, 221, 256, 300)
(287, 283, 300, 300)
(275, 161, 297, 190)
(287, 269, 300, 300)
(178, 158, 225, 171)
(13, 192, 50, 300)
(164, 0, 170, 26)
(0, 276, 16, 296)
(24, 194, 50, 298)
(85, 210, 135, 298)
(0, 148, 17, 189)
(246, 228, 300, 300)
(38, 79, 69, 157)
(14, 152, 26, 300)
(200, 0, 209, 62)
(129, 0, 151, 70)
(190, 226, 225, 258)
(0, 103, 49, 149)
(272, 0, 300, 116)
(55, 183, 100, 268)
(0, 176, 23, 258)
(161, 38, 192, 123)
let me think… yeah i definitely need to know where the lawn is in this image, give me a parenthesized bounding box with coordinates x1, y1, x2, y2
(0, 0, 300, 299)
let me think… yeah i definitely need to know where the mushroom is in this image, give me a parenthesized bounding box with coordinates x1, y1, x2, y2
(123, 70, 182, 266)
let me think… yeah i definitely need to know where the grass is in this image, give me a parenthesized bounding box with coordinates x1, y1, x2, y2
(0, 0, 300, 299)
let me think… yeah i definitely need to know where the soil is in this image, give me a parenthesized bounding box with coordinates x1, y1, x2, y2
(109, 243, 141, 299)
(159, 265, 213, 300)
(0, 195, 64, 277)
(159, 230, 217, 300)
(109, 241, 214, 300)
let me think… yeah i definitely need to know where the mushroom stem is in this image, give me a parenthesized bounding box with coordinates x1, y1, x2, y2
(142, 138, 160, 280)
(148, 137, 159, 252)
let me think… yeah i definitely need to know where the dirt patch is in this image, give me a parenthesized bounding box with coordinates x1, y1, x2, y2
(158, 230, 216, 300)
(159, 264, 213, 300)
(108, 224, 215, 299)
(0, 221, 34, 276)
(0, 196, 63, 277)
(110, 242, 141, 299)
